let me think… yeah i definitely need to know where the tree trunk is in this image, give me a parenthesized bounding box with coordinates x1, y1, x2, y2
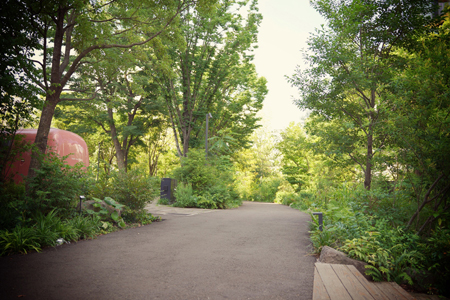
(27, 97, 58, 181)
(364, 132, 373, 190)
(27, 7, 65, 183)
(108, 107, 126, 171)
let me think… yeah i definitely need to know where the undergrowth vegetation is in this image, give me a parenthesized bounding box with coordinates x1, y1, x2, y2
(281, 183, 450, 296)
(171, 149, 241, 209)
(0, 152, 160, 256)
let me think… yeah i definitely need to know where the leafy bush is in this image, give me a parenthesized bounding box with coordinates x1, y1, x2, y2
(419, 227, 450, 296)
(340, 230, 424, 285)
(172, 149, 216, 191)
(249, 176, 282, 202)
(0, 151, 87, 230)
(275, 191, 297, 206)
(290, 182, 450, 295)
(0, 226, 41, 255)
(32, 209, 61, 246)
(171, 149, 241, 209)
(121, 208, 160, 225)
(66, 215, 100, 240)
(0, 180, 27, 230)
(33, 209, 81, 243)
(92, 169, 159, 211)
(85, 197, 124, 220)
(26, 151, 86, 217)
(173, 182, 197, 208)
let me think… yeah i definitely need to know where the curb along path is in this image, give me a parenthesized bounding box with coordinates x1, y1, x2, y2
(0, 201, 315, 300)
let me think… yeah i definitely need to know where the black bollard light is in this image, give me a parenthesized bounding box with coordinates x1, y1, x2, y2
(312, 212, 323, 232)
(79, 195, 85, 215)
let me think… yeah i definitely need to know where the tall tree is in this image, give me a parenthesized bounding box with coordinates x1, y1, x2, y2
(153, 0, 266, 157)
(0, 0, 41, 181)
(276, 123, 310, 192)
(288, 0, 434, 190)
(8, 0, 197, 179)
(385, 14, 450, 234)
(59, 43, 166, 171)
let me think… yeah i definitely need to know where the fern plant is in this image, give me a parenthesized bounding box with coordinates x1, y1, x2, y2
(340, 231, 424, 285)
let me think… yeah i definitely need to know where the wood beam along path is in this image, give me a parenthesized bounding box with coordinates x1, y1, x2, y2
(313, 263, 415, 300)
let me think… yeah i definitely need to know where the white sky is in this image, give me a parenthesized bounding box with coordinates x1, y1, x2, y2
(252, 0, 325, 131)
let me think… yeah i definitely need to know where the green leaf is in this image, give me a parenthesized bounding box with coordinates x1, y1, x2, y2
(111, 211, 119, 221)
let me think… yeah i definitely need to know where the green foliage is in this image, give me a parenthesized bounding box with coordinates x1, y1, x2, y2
(172, 148, 241, 209)
(276, 123, 310, 192)
(32, 209, 62, 246)
(0, 180, 27, 230)
(288, 182, 449, 294)
(0, 151, 87, 230)
(66, 215, 100, 240)
(121, 208, 159, 225)
(0, 226, 41, 255)
(340, 230, 423, 285)
(26, 151, 86, 217)
(173, 182, 197, 208)
(172, 150, 214, 191)
(0, 1, 41, 152)
(85, 197, 125, 228)
(90, 169, 160, 211)
(109, 170, 159, 211)
(289, 0, 436, 190)
(418, 227, 450, 296)
(32, 209, 83, 243)
(274, 191, 297, 206)
(249, 176, 282, 202)
(156, 0, 266, 157)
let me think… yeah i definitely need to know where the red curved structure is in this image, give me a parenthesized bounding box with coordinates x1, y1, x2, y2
(7, 128, 89, 183)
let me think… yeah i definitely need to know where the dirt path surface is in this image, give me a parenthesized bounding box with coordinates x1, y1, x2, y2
(0, 201, 316, 300)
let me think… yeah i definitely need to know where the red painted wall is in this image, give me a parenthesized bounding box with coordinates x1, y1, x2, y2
(7, 128, 89, 183)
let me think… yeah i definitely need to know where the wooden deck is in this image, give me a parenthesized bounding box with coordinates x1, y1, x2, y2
(313, 263, 415, 300)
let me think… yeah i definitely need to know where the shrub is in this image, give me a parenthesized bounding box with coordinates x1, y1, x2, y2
(0, 226, 41, 255)
(172, 149, 241, 209)
(32, 209, 61, 246)
(32, 209, 81, 243)
(275, 191, 297, 206)
(67, 215, 100, 240)
(173, 182, 197, 208)
(340, 230, 424, 285)
(121, 208, 160, 225)
(0, 180, 27, 230)
(419, 227, 450, 296)
(105, 169, 160, 211)
(172, 149, 215, 191)
(249, 176, 282, 202)
(26, 151, 86, 218)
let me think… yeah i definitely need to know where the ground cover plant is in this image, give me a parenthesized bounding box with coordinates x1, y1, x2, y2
(281, 184, 450, 296)
(0, 152, 161, 256)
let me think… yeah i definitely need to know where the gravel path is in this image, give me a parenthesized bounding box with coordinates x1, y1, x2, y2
(0, 201, 315, 300)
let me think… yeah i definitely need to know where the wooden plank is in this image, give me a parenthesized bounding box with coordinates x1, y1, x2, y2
(346, 265, 386, 299)
(410, 292, 443, 300)
(315, 263, 352, 300)
(313, 266, 331, 300)
(330, 264, 375, 300)
(384, 282, 415, 300)
(373, 282, 412, 300)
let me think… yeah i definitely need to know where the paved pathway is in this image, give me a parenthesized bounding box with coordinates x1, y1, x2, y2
(0, 201, 316, 300)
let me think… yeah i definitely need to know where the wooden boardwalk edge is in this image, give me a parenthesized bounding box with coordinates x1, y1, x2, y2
(313, 263, 416, 300)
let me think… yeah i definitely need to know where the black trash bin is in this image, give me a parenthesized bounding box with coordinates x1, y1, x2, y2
(160, 178, 177, 204)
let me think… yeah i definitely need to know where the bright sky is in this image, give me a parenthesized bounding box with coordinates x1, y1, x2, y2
(252, 0, 325, 131)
